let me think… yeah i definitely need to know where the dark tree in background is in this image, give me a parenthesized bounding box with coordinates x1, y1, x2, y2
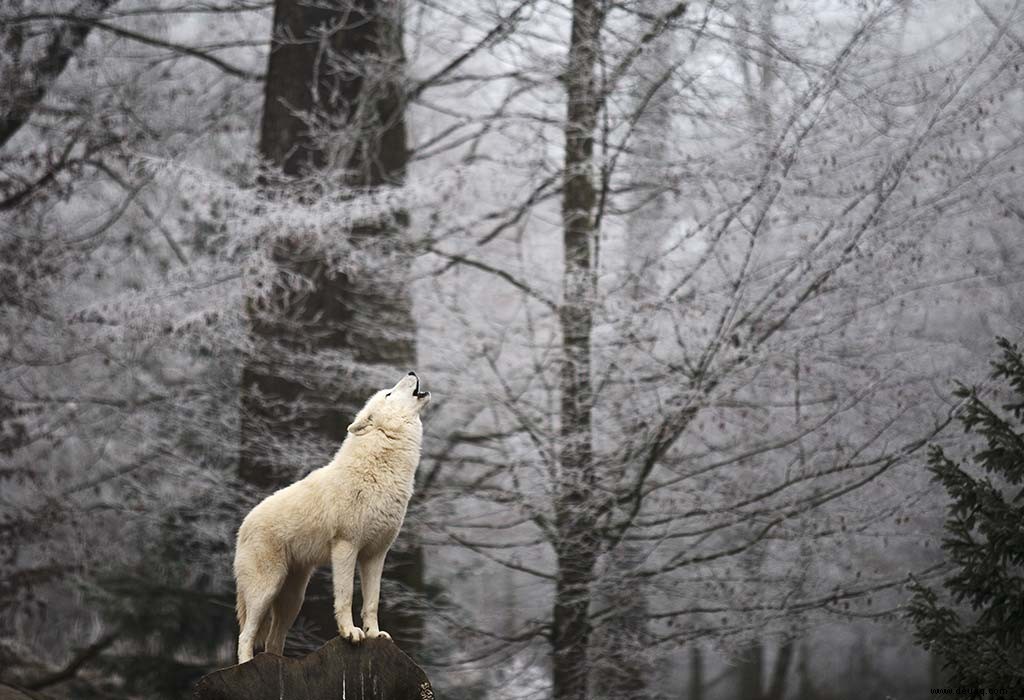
(908, 337, 1024, 690)
(239, 0, 423, 655)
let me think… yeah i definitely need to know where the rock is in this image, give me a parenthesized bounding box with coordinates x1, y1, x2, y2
(193, 637, 433, 700)
(0, 685, 48, 700)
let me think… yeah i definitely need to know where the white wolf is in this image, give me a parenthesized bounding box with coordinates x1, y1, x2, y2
(233, 372, 430, 663)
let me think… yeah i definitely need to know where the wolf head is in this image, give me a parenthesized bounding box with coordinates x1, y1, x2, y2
(347, 372, 431, 437)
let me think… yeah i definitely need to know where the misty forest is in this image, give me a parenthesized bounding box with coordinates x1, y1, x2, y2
(2, 0, 1024, 698)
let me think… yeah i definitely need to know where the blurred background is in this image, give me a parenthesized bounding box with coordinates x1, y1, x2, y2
(1, 0, 1022, 697)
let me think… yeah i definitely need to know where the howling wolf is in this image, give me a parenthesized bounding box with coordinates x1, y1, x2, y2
(233, 372, 430, 663)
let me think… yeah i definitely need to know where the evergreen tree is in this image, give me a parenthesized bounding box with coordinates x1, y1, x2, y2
(907, 337, 1024, 689)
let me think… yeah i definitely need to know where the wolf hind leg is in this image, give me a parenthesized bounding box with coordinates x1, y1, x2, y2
(265, 567, 312, 655)
(236, 565, 287, 663)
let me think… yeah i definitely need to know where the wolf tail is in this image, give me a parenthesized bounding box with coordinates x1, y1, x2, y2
(236, 586, 273, 650)
(236, 589, 247, 631)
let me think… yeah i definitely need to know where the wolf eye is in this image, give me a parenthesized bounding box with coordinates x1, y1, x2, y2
(385, 392, 392, 398)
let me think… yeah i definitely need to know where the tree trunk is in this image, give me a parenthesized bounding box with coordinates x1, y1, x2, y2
(797, 642, 815, 700)
(929, 649, 947, 687)
(736, 640, 763, 700)
(239, 0, 422, 656)
(590, 547, 650, 700)
(625, 0, 678, 299)
(553, 1, 603, 699)
(688, 646, 704, 700)
(765, 638, 794, 700)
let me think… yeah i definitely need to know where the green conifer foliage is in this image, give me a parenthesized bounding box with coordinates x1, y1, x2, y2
(907, 337, 1024, 689)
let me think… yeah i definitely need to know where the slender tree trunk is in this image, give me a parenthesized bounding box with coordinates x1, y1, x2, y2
(688, 646, 704, 700)
(625, 0, 678, 299)
(591, 547, 650, 700)
(930, 649, 950, 688)
(736, 640, 763, 700)
(553, 1, 603, 699)
(765, 638, 794, 700)
(240, 0, 422, 655)
(798, 642, 815, 700)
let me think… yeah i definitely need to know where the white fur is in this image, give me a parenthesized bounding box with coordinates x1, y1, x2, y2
(233, 373, 430, 663)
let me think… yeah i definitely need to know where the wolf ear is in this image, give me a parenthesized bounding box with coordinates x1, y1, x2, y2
(347, 413, 374, 436)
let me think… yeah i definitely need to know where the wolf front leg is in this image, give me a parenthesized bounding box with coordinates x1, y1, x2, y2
(358, 550, 390, 640)
(331, 540, 364, 642)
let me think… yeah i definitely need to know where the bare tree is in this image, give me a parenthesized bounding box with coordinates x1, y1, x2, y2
(409, 1, 1024, 697)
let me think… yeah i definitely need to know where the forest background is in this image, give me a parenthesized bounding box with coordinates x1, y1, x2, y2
(2, 0, 1023, 698)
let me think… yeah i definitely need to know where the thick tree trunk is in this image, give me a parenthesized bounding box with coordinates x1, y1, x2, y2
(239, 0, 422, 656)
(553, 2, 603, 699)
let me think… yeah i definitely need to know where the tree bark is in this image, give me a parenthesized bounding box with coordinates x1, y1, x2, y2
(553, 1, 603, 699)
(239, 0, 422, 656)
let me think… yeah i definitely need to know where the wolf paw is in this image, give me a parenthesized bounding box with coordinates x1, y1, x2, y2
(340, 625, 366, 643)
(364, 627, 391, 640)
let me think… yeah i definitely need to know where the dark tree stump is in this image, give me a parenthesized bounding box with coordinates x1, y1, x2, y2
(193, 638, 433, 700)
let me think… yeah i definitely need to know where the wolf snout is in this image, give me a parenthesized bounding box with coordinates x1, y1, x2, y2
(412, 373, 429, 398)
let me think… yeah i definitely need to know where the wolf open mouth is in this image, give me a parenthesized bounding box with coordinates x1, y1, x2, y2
(413, 375, 429, 398)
